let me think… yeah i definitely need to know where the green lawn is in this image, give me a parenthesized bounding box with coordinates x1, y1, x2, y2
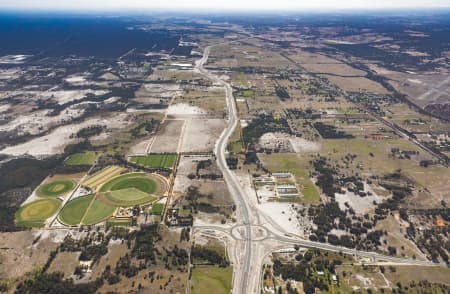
(109, 176, 157, 194)
(15, 198, 61, 227)
(106, 218, 132, 227)
(36, 180, 76, 197)
(129, 154, 177, 169)
(58, 195, 94, 226)
(99, 172, 148, 192)
(65, 152, 98, 166)
(191, 266, 233, 294)
(82, 199, 116, 225)
(103, 188, 156, 207)
(151, 203, 164, 215)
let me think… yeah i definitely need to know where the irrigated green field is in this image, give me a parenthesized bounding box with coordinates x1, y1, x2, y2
(82, 199, 116, 225)
(36, 180, 75, 197)
(191, 266, 232, 294)
(102, 188, 156, 207)
(15, 198, 61, 227)
(65, 152, 98, 166)
(99, 172, 156, 194)
(129, 154, 177, 169)
(58, 195, 94, 226)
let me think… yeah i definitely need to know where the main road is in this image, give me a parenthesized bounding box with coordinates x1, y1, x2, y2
(195, 45, 253, 294)
(194, 42, 441, 294)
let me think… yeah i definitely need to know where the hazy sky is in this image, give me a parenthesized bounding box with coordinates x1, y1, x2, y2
(1, 0, 450, 11)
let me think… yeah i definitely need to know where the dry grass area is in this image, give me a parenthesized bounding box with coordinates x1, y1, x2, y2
(180, 119, 226, 152)
(47, 252, 80, 278)
(375, 214, 426, 260)
(337, 264, 450, 292)
(321, 138, 450, 206)
(173, 87, 227, 118)
(0, 231, 59, 280)
(286, 51, 366, 77)
(323, 75, 389, 94)
(90, 243, 128, 280)
(149, 119, 184, 153)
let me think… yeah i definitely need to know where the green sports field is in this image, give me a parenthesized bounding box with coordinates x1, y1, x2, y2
(102, 188, 157, 207)
(15, 198, 61, 227)
(99, 172, 156, 193)
(82, 199, 116, 225)
(191, 266, 233, 294)
(129, 154, 177, 169)
(57, 171, 167, 226)
(58, 195, 94, 226)
(36, 180, 75, 197)
(65, 152, 98, 166)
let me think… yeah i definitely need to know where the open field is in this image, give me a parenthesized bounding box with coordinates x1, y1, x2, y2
(15, 198, 61, 227)
(258, 153, 320, 204)
(82, 198, 116, 225)
(191, 266, 233, 294)
(47, 252, 80, 278)
(36, 179, 76, 198)
(99, 172, 158, 193)
(321, 138, 450, 206)
(323, 74, 390, 94)
(65, 152, 98, 166)
(337, 264, 450, 292)
(82, 165, 126, 191)
(129, 153, 177, 169)
(149, 119, 184, 153)
(58, 194, 94, 226)
(180, 119, 226, 152)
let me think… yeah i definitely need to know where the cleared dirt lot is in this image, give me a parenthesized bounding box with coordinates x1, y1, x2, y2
(149, 119, 184, 153)
(179, 119, 226, 153)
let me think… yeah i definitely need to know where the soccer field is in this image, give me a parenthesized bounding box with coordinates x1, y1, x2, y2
(65, 152, 98, 166)
(129, 154, 177, 169)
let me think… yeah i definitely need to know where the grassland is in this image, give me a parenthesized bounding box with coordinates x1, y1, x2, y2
(58, 195, 94, 226)
(129, 154, 177, 169)
(82, 198, 116, 225)
(36, 180, 75, 197)
(65, 152, 98, 166)
(258, 153, 320, 204)
(15, 198, 61, 227)
(82, 165, 126, 191)
(191, 266, 233, 294)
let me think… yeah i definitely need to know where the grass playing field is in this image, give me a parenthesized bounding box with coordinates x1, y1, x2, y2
(129, 154, 177, 169)
(58, 195, 94, 226)
(65, 152, 98, 166)
(99, 172, 156, 193)
(82, 198, 116, 225)
(191, 266, 233, 294)
(36, 180, 76, 198)
(15, 198, 61, 227)
(102, 188, 157, 207)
